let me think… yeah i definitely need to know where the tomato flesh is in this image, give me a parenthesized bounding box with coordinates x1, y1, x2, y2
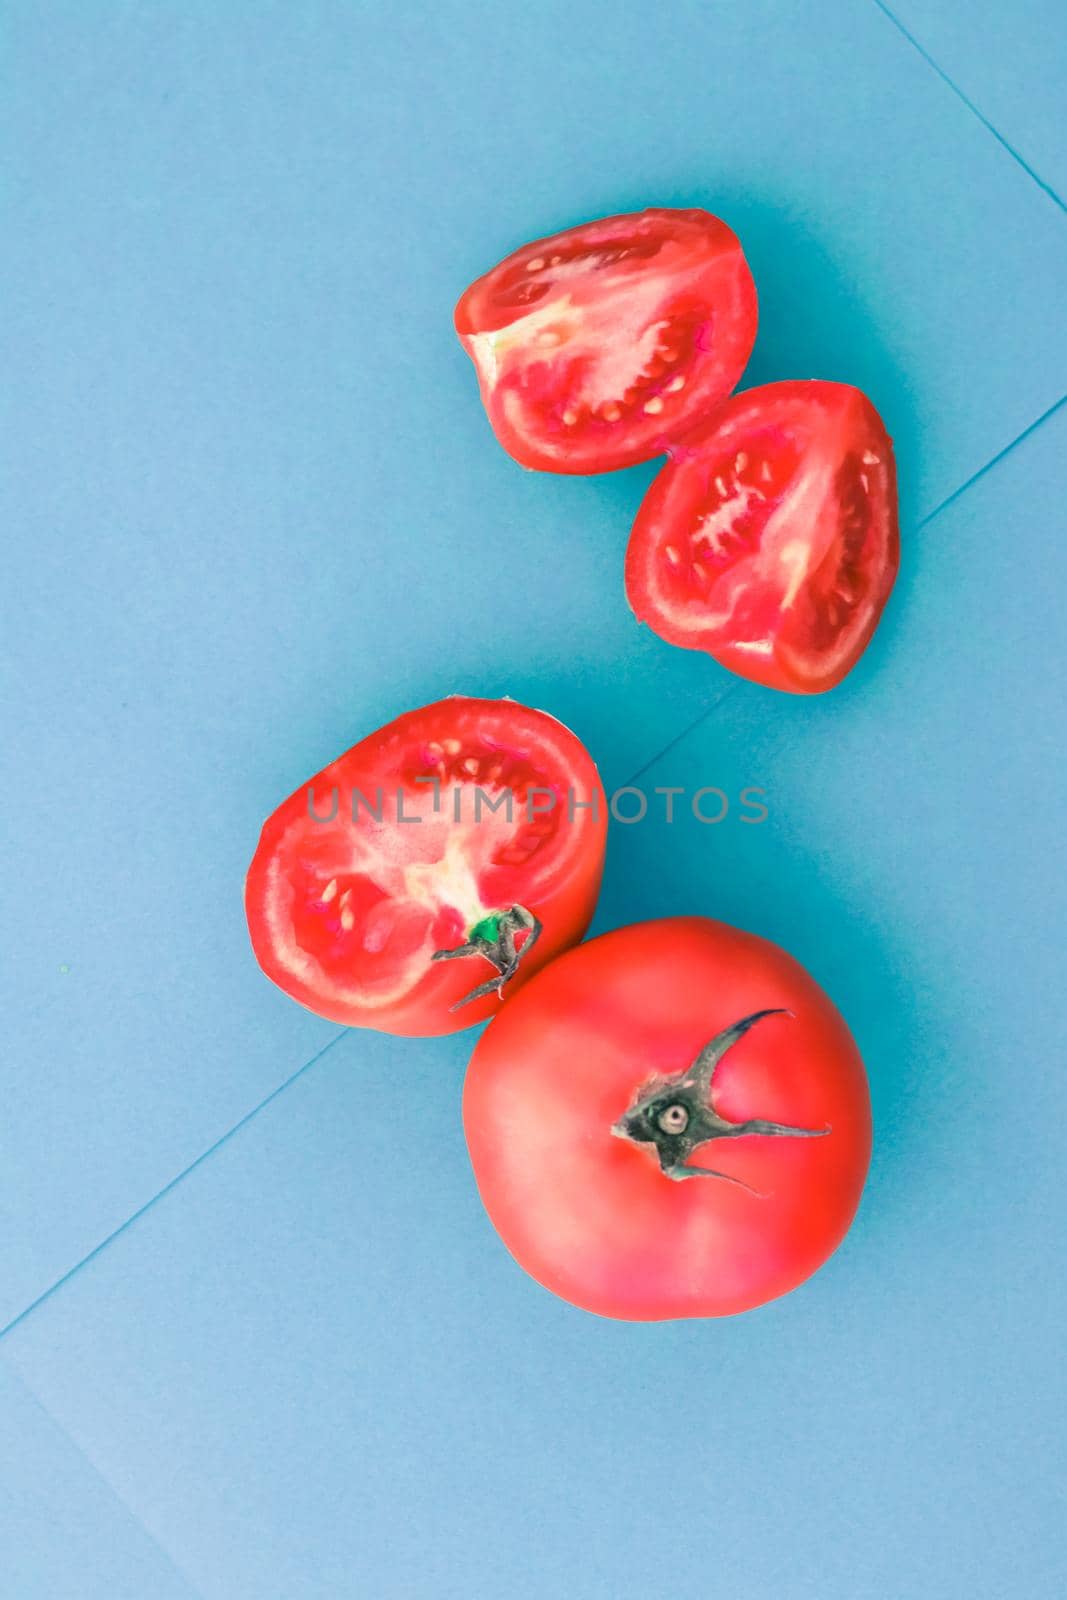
(455, 208, 758, 474)
(625, 381, 899, 692)
(463, 917, 871, 1320)
(245, 697, 606, 1035)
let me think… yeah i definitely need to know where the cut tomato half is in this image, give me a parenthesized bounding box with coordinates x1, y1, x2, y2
(455, 208, 757, 474)
(245, 697, 607, 1035)
(625, 381, 900, 693)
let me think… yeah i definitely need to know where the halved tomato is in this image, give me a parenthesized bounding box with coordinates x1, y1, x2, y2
(245, 697, 607, 1035)
(455, 208, 757, 474)
(625, 381, 899, 693)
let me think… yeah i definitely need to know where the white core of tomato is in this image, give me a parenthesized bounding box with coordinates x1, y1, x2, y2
(401, 828, 486, 929)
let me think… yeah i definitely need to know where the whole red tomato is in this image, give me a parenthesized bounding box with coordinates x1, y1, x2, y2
(464, 917, 871, 1318)
(455, 208, 757, 474)
(625, 381, 899, 692)
(245, 697, 606, 1035)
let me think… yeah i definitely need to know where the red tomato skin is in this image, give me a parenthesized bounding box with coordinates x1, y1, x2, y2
(463, 917, 871, 1320)
(455, 208, 757, 475)
(625, 382, 900, 693)
(245, 697, 607, 1037)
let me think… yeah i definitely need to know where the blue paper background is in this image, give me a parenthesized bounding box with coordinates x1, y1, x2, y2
(2, 1, 1065, 1594)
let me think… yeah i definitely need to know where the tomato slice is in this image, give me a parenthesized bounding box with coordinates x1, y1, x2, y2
(455, 208, 758, 474)
(245, 697, 606, 1035)
(625, 381, 900, 692)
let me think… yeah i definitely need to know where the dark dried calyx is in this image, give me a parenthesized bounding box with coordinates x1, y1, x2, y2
(612, 1009, 828, 1192)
